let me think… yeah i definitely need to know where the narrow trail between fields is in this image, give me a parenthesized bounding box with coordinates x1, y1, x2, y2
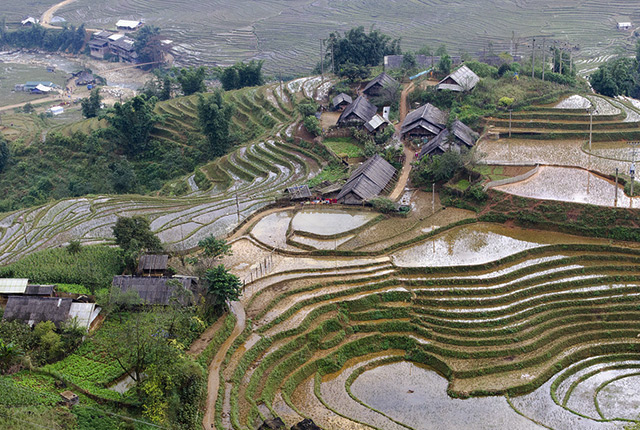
(202, 300, 246, 430)
(389, 82, 414, 201)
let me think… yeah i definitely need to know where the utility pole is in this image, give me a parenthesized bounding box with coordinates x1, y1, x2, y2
(331, 41, 335, 75)
(614, 167, 619, 207)
(541, 38, 546, 81)
(588, 108, 595, 152)
(235, 187, 240, 223)
(432, 183, 435, 213)
(629, 142, 640, 204)
(509, 109, 513, 138)
(320, 39, 324, 78)
(531, 38, 536, 78)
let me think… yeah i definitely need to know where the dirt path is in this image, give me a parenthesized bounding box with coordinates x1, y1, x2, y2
(0, 96, 57, 112)
(389, 82, 415, 201)
(41, 0, 77, 28)
(202, 301, 246, 430)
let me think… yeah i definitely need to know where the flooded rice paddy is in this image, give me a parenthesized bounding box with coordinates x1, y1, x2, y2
(494, 166, 640, 208)
(349, 361, 542, 430)
(392, 222, 605, 267)
(291, 209, 377, 236)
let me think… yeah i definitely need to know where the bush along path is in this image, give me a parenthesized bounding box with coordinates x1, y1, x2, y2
(0, 78, 332, 264)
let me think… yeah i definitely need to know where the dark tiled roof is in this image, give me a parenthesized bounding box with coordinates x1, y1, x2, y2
(401, 103, 447, 134)
(332, 93, 352, 108)
(337, 155, 396, 201)
(363, 73, 398, 94)
(419, 129, 450, 158)
(137, 255, 169, 272)
(451, 120, 478, 147)
(337, 96, 377, 124)
(25, 285, 55, 296)
(3, 296, 72, 327)
(112, 276, 198, 306)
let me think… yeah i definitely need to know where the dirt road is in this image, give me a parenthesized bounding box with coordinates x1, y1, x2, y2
(389, 82, 415, 201)
(201, 301, 246, 430)
(41, 0, 78, 28)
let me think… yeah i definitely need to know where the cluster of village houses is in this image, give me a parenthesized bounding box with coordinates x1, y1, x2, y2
(1, 255, 199, 332)
(300, 63, 480, 206)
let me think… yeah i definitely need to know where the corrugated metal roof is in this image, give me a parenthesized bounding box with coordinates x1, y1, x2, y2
(116, 20, 141, 29)
(0, 278, 28, 294)
(25, 285, 55, 296)
(69, 302, 99, 329)
(437, 65, 480, 91)
(364, 114, 387, 133)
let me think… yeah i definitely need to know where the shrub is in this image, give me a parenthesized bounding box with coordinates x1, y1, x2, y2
(369, 196, 396, 213)
(303, 115, 322, 136)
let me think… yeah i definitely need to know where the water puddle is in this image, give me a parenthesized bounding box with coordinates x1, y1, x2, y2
(291, 234, 355, 250)
(350, 361, 542, 429)
(291, 209, 377, 236)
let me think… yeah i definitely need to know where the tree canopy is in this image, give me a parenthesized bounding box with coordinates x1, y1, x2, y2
(197, 90, 235, 157)
(203, 264, 242, 314)
(590, 57, 639, 98)
(325, 26, 401, 71)
(81, 88, 102, 119)
(176, 66, 207, 95)
(112, 216, 163, 254)
(102, 94, 161, 155)
(219, 61, 264, 90)
(134, 25, 167, 67)
(0, 137, 9, 173)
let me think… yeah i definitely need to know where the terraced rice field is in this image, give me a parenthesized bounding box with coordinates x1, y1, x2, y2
(481, 94, 640, 203)
(0, 77, 331, 264)
(210, 216, 640, 429)
(45, 0, 640, 73)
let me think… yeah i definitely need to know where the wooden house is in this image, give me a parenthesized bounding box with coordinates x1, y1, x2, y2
(111, 276, 200, 306)
(137, 254, 169, 277)
(418, 120, 478, 158)
(109, 36, 139, 63)
(285, 185, 312, 201)
(74, 71, 96, 86)
(89, 31, 113, 59)
(401, 103, 447, 140)
(337, 96, 377, 126)
(336, 155, 396, 205)
(362, 73, 398, 98)
(332, 93, 353, 111)
(116, 20, 143, 32)
(437, 65, 480, 92)
(21, 17, 39, 26)
(60, 391, 79, 406)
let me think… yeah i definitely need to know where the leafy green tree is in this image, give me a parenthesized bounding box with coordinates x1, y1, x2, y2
(112, 216, 162, 255)
(438, 54, 452, 75)
(0, 339, 22, 373)
(203, 264, 242, 313)
(337, 61, 370, 82)
(412, 150, 465, 186)
(297, 99, 319, 117)
(219, 60, 264, 90)
(0, 137, 9, 173)
(369, 196, 396, 213)
(417, 45, 432, 56)
(22, 103, 34, 114)
(197, 90, 235, 157)
(176, 66, 206, 95)
(66, 240, 82, 255)
(134, 25, 166, 67)
(303, 115, 322, 136)
(199, 236, 232, 259)
(102, 94, 161, 155)
(325, 26, 401, 71)
(435, 44, 448, 57)
(401, 52, 417, 70)
(80, 88, 102, 118)
(110, 158, 138, 193)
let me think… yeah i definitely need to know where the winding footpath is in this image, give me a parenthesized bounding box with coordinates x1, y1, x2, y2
(389, 82, 414, 201)
(40, 0, 77, 28)
(202, 301, 246, 430)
